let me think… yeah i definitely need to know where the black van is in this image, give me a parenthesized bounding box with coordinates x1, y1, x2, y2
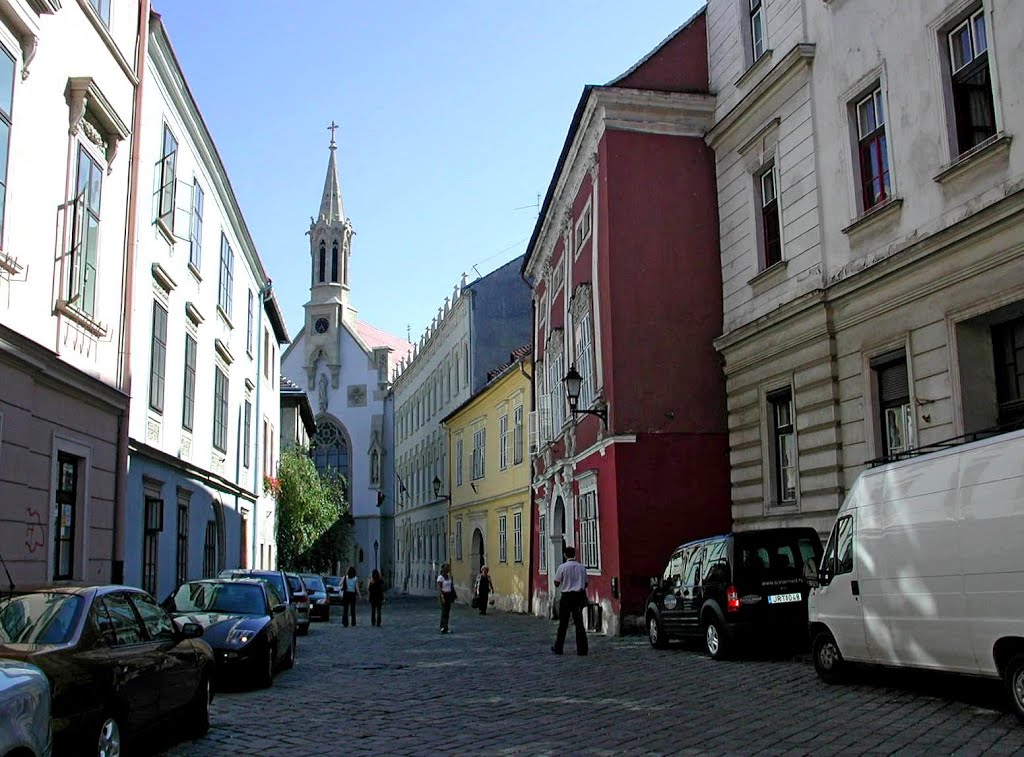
(645, 528, 823, 659)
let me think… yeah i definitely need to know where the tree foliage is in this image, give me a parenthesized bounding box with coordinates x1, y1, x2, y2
(272, 448, 351, 571)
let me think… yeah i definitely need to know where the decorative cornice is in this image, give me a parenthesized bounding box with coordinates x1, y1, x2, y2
(214, 338, 234, 365)
(65, 76, 130, 172)
(185, 301, 204, 326)
(706, 43, 816, 149)
(151, 262, 176, 293)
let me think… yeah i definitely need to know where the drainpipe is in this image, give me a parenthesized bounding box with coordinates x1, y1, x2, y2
(250, 280, 273, 569)
(112, 0, 151, 584)
(520, 275, 536, 615)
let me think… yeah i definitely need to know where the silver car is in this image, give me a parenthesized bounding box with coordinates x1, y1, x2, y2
(0, 659, 51, 757)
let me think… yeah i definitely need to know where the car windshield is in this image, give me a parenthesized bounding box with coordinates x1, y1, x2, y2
(323, 576, 341, 588)
(0, 593, 84, 645)
(248, 572, 287, 598)
(286, 575, 304, 593)
(735, 531, 822, 580)
(170, 582, 266, 616)
(302, 576, 326, 592)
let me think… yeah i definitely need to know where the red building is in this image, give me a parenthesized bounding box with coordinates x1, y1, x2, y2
(524, 10, 730, 634)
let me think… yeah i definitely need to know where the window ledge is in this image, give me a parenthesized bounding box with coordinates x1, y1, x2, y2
(0, 249, 24, 276)
(747, 259, 788, 290)
(54, 300, 107, 337)
(185, 301, 204, 327)
(735, 49, 774, 88)
(216, 305, 234, 329)
(841, 196, 904, 237)
(934, 132, 1012, 184)
(187, 261, 202, 283)
(214, 338, 234, 365)
(151, 262, 177, 293)
(155, 216, 176, 245)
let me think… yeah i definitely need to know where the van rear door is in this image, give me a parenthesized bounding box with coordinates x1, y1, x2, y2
(731, 529, 822, 626)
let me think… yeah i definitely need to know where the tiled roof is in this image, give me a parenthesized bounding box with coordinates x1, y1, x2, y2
(280, 375, 303, 392)
(356, 320, 414, 371)
(486, 344, 533, 382)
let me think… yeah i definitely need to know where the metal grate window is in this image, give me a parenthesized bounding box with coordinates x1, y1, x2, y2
(142, 497, 163, 595)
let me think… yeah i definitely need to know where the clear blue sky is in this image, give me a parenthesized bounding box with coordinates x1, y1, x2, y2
(159, 1, 704, 342)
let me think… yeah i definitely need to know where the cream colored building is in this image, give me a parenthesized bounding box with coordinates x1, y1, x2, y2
(442, 351, 531, 612)
(0, 0, 141, 586)
(707, 0, 1024, 533)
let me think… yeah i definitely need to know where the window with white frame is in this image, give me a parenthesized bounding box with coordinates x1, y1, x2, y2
(189, 180, 203, 270)
(456, 438, 463, 486)
(182, 334, 197, 431)
(513, 511, 523, 563)
(157, 125, 177, 232)
(498, 514, 508, 563)
(0, 45, 13, 242)
(455, 519, 463, 560)
(749, 0, 766, 62)
(768, 389, 796, 506)
(148, 302, 167, 413)
(89, 0, 110, 25)
(538, 513, 547, 573)
(947, 7, 996, 156)
(574, 198, 592, 253)
(247, 290, 254, 355)
(69, 145, 103, 317)
(499, 413, 509, 470)
(855, 87, 890, 211)
(872, 352, 914, 458)
(547, 347, 565, 432)
(578, 489, 600, 570)
(513, 405, 524, 464)
(213, 367, 229, 453)
(218, 233, 233, 319)
(758, 164, 782, 269)
(472, 427, 485, 480)
(574, 310, 594, 410)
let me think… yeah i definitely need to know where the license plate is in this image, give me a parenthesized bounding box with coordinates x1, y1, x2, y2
(768, 592, 801, 604)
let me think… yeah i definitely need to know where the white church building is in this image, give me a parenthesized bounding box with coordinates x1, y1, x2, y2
(281, 133, 411, 583)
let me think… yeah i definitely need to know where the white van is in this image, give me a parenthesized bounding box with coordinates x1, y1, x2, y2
(807, 428, 1024, 722)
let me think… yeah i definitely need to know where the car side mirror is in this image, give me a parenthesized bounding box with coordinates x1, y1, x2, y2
(803, 559, 820, 588)
(179, 622, 203, 639)
(272, 603, 287, 614)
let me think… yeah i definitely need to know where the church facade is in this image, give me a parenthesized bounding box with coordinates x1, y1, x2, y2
(281, 135, 411, 583)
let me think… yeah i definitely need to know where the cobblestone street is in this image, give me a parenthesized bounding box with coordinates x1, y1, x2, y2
(148, 598, 1024, 756)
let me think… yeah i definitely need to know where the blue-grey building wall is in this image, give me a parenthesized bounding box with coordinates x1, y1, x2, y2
(468, 255, 532, 391)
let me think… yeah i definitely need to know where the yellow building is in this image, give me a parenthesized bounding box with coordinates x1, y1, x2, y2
(441, 350, 532, 612)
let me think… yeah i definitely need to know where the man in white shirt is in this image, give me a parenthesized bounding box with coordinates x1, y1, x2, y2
(551, 546, 589, 655)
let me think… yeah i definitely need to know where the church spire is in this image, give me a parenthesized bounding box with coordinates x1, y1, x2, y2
(319, 121, 345, 224)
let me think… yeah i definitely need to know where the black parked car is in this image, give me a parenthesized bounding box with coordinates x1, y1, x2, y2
(220, 568, 306, 635)
(165, 579, 296, 688)
(299, 574, 331, 621)
(645, 528, 823, 659)
(0, 586, 213, 755)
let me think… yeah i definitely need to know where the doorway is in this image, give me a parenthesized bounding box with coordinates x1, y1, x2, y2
(471, 528, 485, 575)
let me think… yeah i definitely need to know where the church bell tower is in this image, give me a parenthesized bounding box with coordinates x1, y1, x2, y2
(303, 122, 356, 391)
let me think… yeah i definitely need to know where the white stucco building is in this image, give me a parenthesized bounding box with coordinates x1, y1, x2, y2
(281, 137, 410, 582)
(707, 0, 1024, 533)
(122, 14, 288, 601)
(0, 0, 140, 587)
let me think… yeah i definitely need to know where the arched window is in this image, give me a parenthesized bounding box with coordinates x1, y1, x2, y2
(370, 449, 380, 486)
(318, 241, 326, 283)
(331, 241, 339, 283)
(311, 419, 350, 485)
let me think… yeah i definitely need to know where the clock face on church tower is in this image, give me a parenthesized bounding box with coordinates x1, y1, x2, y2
(314, 317, 330, 334)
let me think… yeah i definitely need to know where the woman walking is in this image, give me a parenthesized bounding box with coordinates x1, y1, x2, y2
(368, 569, 385, 627)
(475, 566, 493, 615)
(341, 566, 361, 627)
(436, 563, 456, 634)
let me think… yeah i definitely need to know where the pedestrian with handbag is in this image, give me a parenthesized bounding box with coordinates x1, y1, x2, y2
(474, 565, 493, 615)
(436, 563, 456, 634)
(341, 565, 361, 627)
(367, 568, 385, 627)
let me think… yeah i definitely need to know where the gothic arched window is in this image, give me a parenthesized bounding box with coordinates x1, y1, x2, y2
(318, 241, 326, 283)
(370, 449, 380, 486)
(312, 419, 349, 485)
(331, 241, 339, 283)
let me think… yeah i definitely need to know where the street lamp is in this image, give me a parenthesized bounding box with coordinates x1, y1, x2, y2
(432, 475, 451, 502)
(563, 365, 607, 427)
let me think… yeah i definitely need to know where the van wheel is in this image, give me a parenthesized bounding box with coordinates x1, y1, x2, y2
(702, 616, 729, 660)
(812, 630, 845, 684)
(1005, 654, 1024, 722)
(647, 614, 668, 649)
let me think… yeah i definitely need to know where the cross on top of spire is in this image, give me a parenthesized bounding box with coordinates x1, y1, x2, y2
(328, 120, 339, 149)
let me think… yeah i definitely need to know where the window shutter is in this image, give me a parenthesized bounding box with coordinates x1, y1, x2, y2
(877, 359, 909, 404)
(82, 205, 98, 316)
(68, 189, 86, 300)
(173, 178, 192, 240)
(528, 410, 539, 455)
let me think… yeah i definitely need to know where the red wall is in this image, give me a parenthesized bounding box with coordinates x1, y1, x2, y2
(613, 12, 708, 93)
(600, 129, 724, 435)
